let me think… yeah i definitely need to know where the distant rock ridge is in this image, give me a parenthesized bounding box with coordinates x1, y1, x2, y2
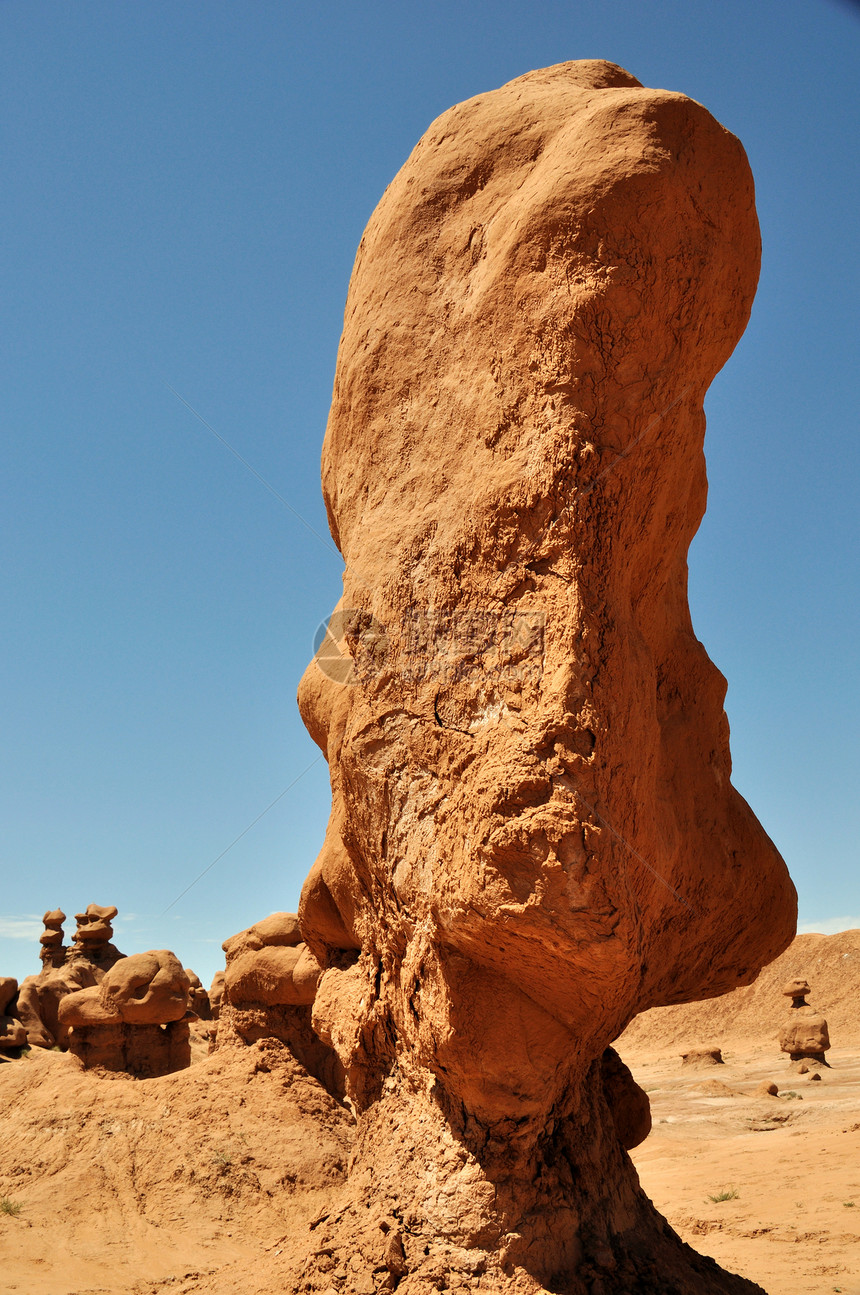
(618, 930, 859, 1054)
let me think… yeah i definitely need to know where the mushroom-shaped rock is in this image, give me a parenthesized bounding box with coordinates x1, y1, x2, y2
(39, 909, 66, 949)
(782, 978, 810, 1005)
(779, 1011, 831, 1058)
(247, 911, 303, 948)
(60, 950, 192, 1077)
(58, 985, 122, 1028)
(778, 978, 831, 1070)
(100, 950, 190, 1024)
(225, 944, 322, 1007)
(681, 1047, 724, 1067)
(73, 903, 118, 946)
(15, 906, 126, 1050)
(62, 903, 125, 981)
(293, 59, 796, 1294)
(221, 911, 303, 958)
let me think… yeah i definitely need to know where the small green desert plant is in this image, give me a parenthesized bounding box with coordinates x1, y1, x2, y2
(212, 1149, 232, 1169)
(707, 1187, 739, 1203)
(0, 1198, 23, 1217)
(843, 1200, 855, 1208)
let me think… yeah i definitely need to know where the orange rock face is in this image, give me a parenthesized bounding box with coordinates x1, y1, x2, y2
(214, 913, 342, 1098)
(296, 60, 796, 1293)
(0, 977, 28, 1052)
(779, 1011, 831, 1057)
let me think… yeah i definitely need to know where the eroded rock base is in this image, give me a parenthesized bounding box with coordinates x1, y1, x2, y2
(290, 1058, 766, 1295)
(68, 1018, 191, 1077)
(215, 1001, 345, 1099)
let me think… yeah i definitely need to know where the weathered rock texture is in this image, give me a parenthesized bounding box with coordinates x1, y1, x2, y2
(38, 908, 68, 966)
(681, 1047, 724, 1068)
(213, 912, 343, 1097)
(15, 902, 126, 1048)
(186, 969, 212, 1020)
(208, 969, 225, 1019)
(0, 977, 28, 1054)
(296, 60, 796, 1293)
(58, 949, 194, 1077)
(782, 978, 810, 1006)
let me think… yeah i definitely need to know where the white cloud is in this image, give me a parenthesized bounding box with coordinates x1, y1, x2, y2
(797, 915, 860, 936)
(112, 914, 140, 932)
(0, 916, 43, 940)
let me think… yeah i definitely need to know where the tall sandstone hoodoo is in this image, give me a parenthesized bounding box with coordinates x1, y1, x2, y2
(296, 61, 796, 1293)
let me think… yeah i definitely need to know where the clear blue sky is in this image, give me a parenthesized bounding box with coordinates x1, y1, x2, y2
(2, 0, 858, 989)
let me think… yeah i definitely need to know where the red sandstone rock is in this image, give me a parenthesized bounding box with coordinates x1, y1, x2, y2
(208, 970, 225, 1019)
(103, 950, 190, 1024)
(185, 968, 212, 1019)
(681, 1047, 724, 1067)
(59, 950, 193, 1077)
(780, 1010, 831, 1060)
(38, 909, 66, 953)
(214, 914, 342, 1098)
(15, 902, 126, 1048)
(72, 903, 118, 950)
(0, 977, 28, 1052)
(778, 977, 831, 1072)
(601, 1046, 651, 1150)
(294, 59, 795, 1293)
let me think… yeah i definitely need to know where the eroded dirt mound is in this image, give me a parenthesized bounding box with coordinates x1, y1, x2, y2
(0, 1039, 352, 1295)
(618, 931, 860, 1055)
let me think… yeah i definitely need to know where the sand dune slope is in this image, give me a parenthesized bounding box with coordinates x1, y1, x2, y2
(618, 930, 860, 1055)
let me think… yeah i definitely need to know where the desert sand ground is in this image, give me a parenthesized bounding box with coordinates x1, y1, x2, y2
(620, 1043, 860, 1295)
(0, 1035, 352, 1295)
(2, 1041, 857, 1295)
(2, 932, 858, 1295)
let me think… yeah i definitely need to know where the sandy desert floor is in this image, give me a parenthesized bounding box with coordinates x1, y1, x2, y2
(619, 1043, 860, 1295)
(1, 1039, 858, 1294)
(0, 1035, 353, 1295)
